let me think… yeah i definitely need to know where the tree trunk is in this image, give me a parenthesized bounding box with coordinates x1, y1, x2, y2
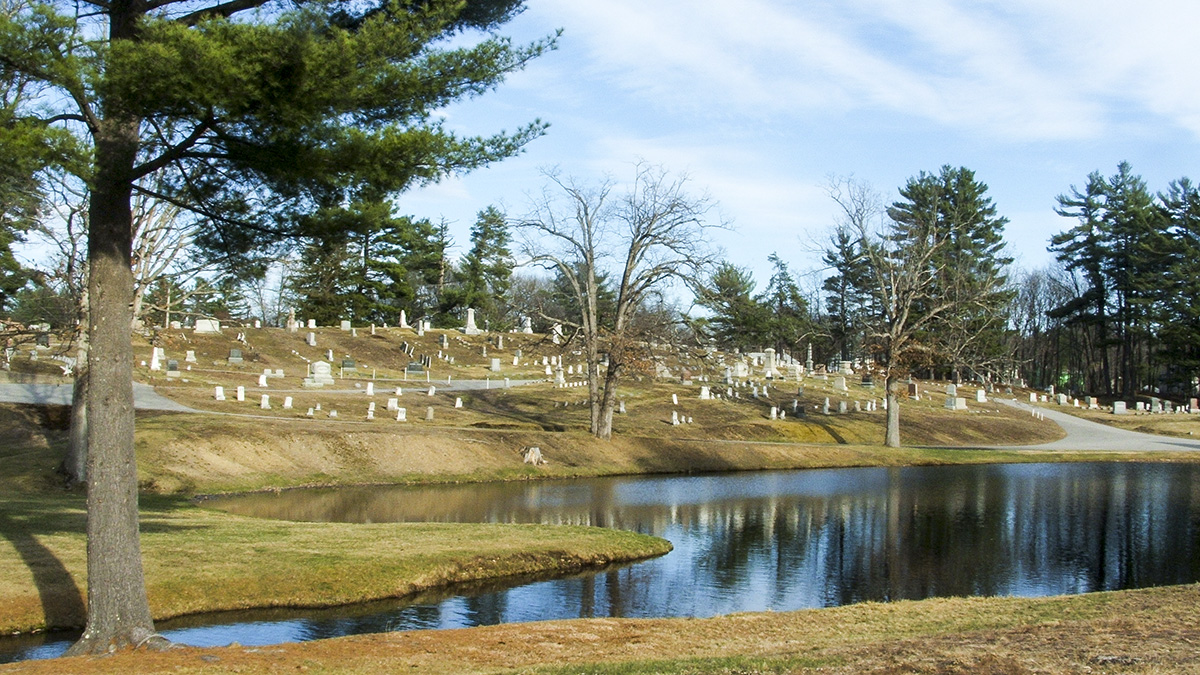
(596, 361, 622, 440)
(64, 288, 90, 485)
(884, 374, 901, 448)
(65, 362, 88, 484)
(66, 113, 160, 655)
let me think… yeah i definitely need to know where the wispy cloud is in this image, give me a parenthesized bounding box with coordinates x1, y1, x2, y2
(530, 0, 1200, 141)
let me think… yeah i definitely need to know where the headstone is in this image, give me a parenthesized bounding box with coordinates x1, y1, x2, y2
(214, 386, 225, 401)
(439, 334, 449, 349)
(513, 356, 520, 366)
(1191, 397, 1199, 412)
(341, 358, 356, 373)
(823, 397, 830, 415)
(306, 332, 317, 347)
(185, 350, 197, 363)
(1113, 401, 1127, 415)
(427, 386, 436, 396)
(228, 348, 244, 364)
(365, 382, 374, 396)
(257, 373, 268, 387)
(522, 316, 533, 334)
(672, 393, 678, 405)
(769, 406, 778, 420)
(166, 359, 180, 376)
(839, 360, 853, 376)
(551, 323, 563, 344)
(283, 396, 293, 409)
(945, 396, 957, 410)
(340, 320, 351, 331)
(236, 386, 245, 402)
(763, 348, 780, 378)
(671, 410, 680, 425)
(464, 308, 482, 335)
(1056, 393, 1068, 406)
(700, 386, 711, 400)
(254, 319, 262, 329)
(308, 319, 316, 329)
(838, 400, 848, 414)
(305, 361, 335, 387)
(399, 310, 409, 329)
(618, 400, 626, 414)
(946, 383, 958, 398)
(496, 335, 504, 349)
(396, 408, 407, 421)
(1029, 392, 1038, 403)
(387, 398, 399, 411)
(194, 319, 221, 333)
(329, 410, 337, 418)
(908, 382, 919, 398)
(833, 376, 848, 392)
(491, 358, 502, 372)
(976, 389, 987, 403)
(351, 327, 357, 337)
(454, 397, 463, 408)
(425, 406, 434, 421)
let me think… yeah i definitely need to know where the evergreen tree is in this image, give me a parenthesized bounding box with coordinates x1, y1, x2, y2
(694, 262, 769, 351)
(0, 0, 552, 652)
(760, 253, 809, 357)
(446, 205, 513, 327)
(822, 225, 872, 362)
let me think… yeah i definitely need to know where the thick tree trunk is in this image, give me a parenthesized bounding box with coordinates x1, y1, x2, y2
(595, 361, 622, 440)
(884, 374, 901, 448)
(66, 114, 160, 655)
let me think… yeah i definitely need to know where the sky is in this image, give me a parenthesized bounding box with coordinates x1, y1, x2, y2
(401, 0, 1200, 299)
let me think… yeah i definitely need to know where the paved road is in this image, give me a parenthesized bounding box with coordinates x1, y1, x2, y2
(995, 398, 1200, 451)
(0, 382, 195, 412)
(0, 379, 543, 413)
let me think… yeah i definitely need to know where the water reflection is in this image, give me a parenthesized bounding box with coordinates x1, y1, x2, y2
(7, 462, 1200, 662)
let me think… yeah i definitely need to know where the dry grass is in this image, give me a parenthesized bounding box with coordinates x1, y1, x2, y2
(6, 584, 1197, 674)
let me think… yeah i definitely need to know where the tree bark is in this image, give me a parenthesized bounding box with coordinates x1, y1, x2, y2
(64, 288, 90, 485)
(884, 374, 901, 448)
(66, 110, 159, 655)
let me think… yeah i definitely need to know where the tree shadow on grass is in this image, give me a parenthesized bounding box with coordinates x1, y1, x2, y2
(0, 511, 85, 630)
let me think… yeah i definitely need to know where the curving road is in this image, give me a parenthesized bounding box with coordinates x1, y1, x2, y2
(996, 398, 1200, 451)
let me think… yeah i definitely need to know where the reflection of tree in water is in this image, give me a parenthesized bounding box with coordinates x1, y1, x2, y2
(201, 463, 1200, 627)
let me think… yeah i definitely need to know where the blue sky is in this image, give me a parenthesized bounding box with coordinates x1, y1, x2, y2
(405, 0, 1200, 296)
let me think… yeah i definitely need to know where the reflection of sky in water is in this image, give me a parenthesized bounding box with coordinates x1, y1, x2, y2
(7, 461, 1200, 663)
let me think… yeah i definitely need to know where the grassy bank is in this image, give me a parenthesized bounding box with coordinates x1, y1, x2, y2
(0, 404, 672, 635)
(0, 492, 671, 635)
(7, 583, 1198, 674)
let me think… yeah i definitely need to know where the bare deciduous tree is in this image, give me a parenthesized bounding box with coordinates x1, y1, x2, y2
(521, 163, 721, 439)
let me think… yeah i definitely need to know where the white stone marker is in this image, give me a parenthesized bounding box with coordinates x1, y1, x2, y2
(366, 382, 374, 396)
(427, 386, 436, 396)
(214, 386, 225, 401)
(396, 408, 407, 421)
(454, 397, 463, 408)
(387, 398, 398, 411)
(283, 396, 293, 409)
(260, 395, 270, 409)
(236, 386, 245, 402)
(671, 410, 680, 425)
(425, 406, 434, 421)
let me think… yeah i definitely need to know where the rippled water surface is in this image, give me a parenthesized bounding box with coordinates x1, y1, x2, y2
(7, 461, 1200, 662)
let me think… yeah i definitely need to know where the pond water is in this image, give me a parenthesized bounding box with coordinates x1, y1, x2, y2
(6, 461, 1200, 662)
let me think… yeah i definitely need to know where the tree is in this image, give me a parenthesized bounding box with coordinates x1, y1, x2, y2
(760, 253, 811, 358)
(446, 205, 513, 327)
(890, 166, 1013, 383)
(693, 262, 769, 350)
(0, 0, 553, 653)
(521, 163, 719, 439)
(827, 173, 1009, 448)
(822, 225, 873, 363)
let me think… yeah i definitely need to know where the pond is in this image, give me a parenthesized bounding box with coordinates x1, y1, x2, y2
(6, 461, 1200, 662)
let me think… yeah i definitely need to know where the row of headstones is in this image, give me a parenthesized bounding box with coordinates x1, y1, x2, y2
(213, 387, 467, 421)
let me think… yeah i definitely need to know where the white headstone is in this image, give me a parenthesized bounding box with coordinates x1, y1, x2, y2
(260, 394, 270, 409)
(194, 319, 221, 333)
(184, 350, 197, 363)
(1113, 401, 1127, 415)
(454, 397, 463, 408)
(340, 320, 351, 331)
(283, 396, 293, 409)
(522, 316, 533, 334)
(396, 407, 407, 421)
(976, 389, 987, 403)
(387, 398, 398, 411)
(671, 410, 680, 425)
(425, 406, 434, 421)
(308, 319, 316, 329)
(306, 332, 317, 347)
(214, 386, 225, 401)
(366, 382, 374, 396)
(236, 386, 245, 402)
(427, 386, 436, 396)
(258, 373, 268, 388)
(491, 358, 502, 372)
